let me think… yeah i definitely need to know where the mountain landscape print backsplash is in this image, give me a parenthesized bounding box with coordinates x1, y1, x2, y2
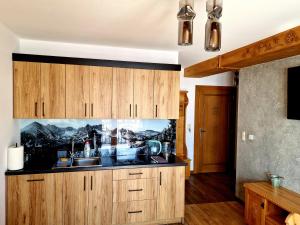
(20, 119, 176, 167)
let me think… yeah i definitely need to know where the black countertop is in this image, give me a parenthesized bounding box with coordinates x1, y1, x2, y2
(5, 155, 187, 176)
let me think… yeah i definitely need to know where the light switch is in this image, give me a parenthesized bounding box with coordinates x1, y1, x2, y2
(242, 131, 246, 141)
(248, 134, 255, 141)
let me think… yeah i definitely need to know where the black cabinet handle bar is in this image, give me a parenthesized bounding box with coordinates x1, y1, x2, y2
(128, 210, 143, 214)
(27, 179, 44, 182)
(128, 189, 143, 192)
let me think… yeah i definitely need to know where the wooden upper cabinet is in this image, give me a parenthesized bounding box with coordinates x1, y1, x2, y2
(112, 68, 134, 119)
(133, 69, 154, 119)
(14, 62, 41, 118)
(7, 173, 63, 225)
(157, 166, 185, 221)
(66, 65, 90, 118)
(154, 70, 180, 119)
(90, 66, 113, 119)
(41, 63, 66, 118)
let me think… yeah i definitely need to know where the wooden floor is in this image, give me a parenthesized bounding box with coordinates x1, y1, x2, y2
(172, 173, 245, 225)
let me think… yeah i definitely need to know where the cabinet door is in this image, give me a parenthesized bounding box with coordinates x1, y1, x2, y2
(90, 66, 113, 118)
(88, 170, 113, 225)
(154, 70, 180, 119)
(63, 172, 89, 225)
(66, 65, 90, 118)
(112, 68, 134, 119)
(13, 62, 41, 118)
(7, 173, 63, 225)
(157, 166, 185, 220)
(41, 63, 66, 118)
(245, 189, 266, 225)
(133, 69, 154, 119)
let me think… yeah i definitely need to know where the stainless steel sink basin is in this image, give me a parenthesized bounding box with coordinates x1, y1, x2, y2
(72, 157, 101, 167)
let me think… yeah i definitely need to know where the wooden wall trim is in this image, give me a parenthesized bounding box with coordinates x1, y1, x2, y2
(184, 25, 300, 78)
(12, 53, 182, 71)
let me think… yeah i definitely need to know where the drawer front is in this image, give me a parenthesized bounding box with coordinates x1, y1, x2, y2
(113, 178, 157, 202)
(112, 200, 156, 224)
(113, 168, 158, 180)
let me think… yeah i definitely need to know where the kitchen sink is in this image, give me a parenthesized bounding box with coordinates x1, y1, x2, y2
(72, 157, 101, 167)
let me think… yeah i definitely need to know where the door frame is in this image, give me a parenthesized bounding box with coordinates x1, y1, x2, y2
(194, 85, 236, 173)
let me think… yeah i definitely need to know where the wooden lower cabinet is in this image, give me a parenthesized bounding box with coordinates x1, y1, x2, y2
(63, 170, 113, 225)
(245, 189, 266, 225)
(157, 167, 185, 221)
(7, 173, 63, 225)
(6, 166, 185, 225)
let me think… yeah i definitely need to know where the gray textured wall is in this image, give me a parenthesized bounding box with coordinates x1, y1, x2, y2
(236, 55, 300, 199)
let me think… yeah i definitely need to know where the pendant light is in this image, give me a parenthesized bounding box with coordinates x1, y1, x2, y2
(205, 0, 223, 51)
(177, 0, 196, 46)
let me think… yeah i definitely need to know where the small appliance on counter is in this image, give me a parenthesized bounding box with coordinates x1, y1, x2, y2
(7, 143, 24, 171)
(147, 140, 162, 156)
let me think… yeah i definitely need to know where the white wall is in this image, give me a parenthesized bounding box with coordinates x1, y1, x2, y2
(0, 23, 20, 225)
(18, 39, 178, 64)
(180, 71, 234, 170)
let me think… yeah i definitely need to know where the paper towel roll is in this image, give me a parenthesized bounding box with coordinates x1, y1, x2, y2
(7, 145, 24, 170)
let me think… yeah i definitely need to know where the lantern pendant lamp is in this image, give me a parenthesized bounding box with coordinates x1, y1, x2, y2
(177, 0, 196, 46)
(205, 0, 223, 51)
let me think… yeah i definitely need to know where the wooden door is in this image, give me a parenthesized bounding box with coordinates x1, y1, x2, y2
(245, 190, 266, 225)
(41, 63, 66, 118)
(63, 172, 89, 225)
(7, 173, 63, 225)
(112, 68, 134, 119)
(13, 62, 41, 118)
(133, 69, 154, 119)
(66, 65, 90, 118)
(194, 86, 235, 173)
(154, 70, 180, 119)
(90, 66, 113, 118)
(157, 166, 185, 220)
(88, 170, 113, 225)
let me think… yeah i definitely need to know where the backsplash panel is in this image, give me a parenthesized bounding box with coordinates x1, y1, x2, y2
(20, 119, 176, 167)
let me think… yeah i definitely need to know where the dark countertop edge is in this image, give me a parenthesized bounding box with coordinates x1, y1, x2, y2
(12, 53, 182, 71)
(5, 161, 187, 176)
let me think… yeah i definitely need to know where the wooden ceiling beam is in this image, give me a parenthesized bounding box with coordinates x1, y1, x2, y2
(184, 25, 300, 78)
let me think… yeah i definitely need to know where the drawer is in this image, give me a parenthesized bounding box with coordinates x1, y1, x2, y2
(113, 178, 157, 202)
(113, 168, 157, 180)
(112, 200, 156, 224)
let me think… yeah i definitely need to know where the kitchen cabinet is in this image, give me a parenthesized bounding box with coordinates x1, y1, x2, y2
(7, 173, 63, 225)
(154, 70, 180, 119)
(14, 62, 41, 118)
(112, 68, 134, 119)
(66, 65, 90, 118)
(14, 62, 66, 118)
(245, 189, 266, 225)
(157, 166, 185, 221)
(133, 69, 154, 119)
(90, 66, 113, 118)
(63, 170, 113, 225)
(41, 63, 66, 118)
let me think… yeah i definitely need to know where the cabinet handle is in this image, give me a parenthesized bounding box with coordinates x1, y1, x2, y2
(27, 179, 44, 182)
(91, 176, 93, 191)
(155, 105, 158, 118)
(42, 102, 45, 117)
(128, 189, 143, 192)
(84, 176, 86, 191)
(260, 202, 264, 209)
(160, 172, 162, 186)
(34, 102, 38, 117)
(84, 103, 87, 117)
(128, 210, 142, 214)
(129, 104, 132, 118)
(91, 104, 94, 117)
(129, 172, 143, 175)
(135, 104, 137, 117)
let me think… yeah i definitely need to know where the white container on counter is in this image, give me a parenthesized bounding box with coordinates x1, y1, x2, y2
(7, 145, 24, 170)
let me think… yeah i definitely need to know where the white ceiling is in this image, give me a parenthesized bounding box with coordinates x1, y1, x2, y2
(0, 0, 300, 67)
